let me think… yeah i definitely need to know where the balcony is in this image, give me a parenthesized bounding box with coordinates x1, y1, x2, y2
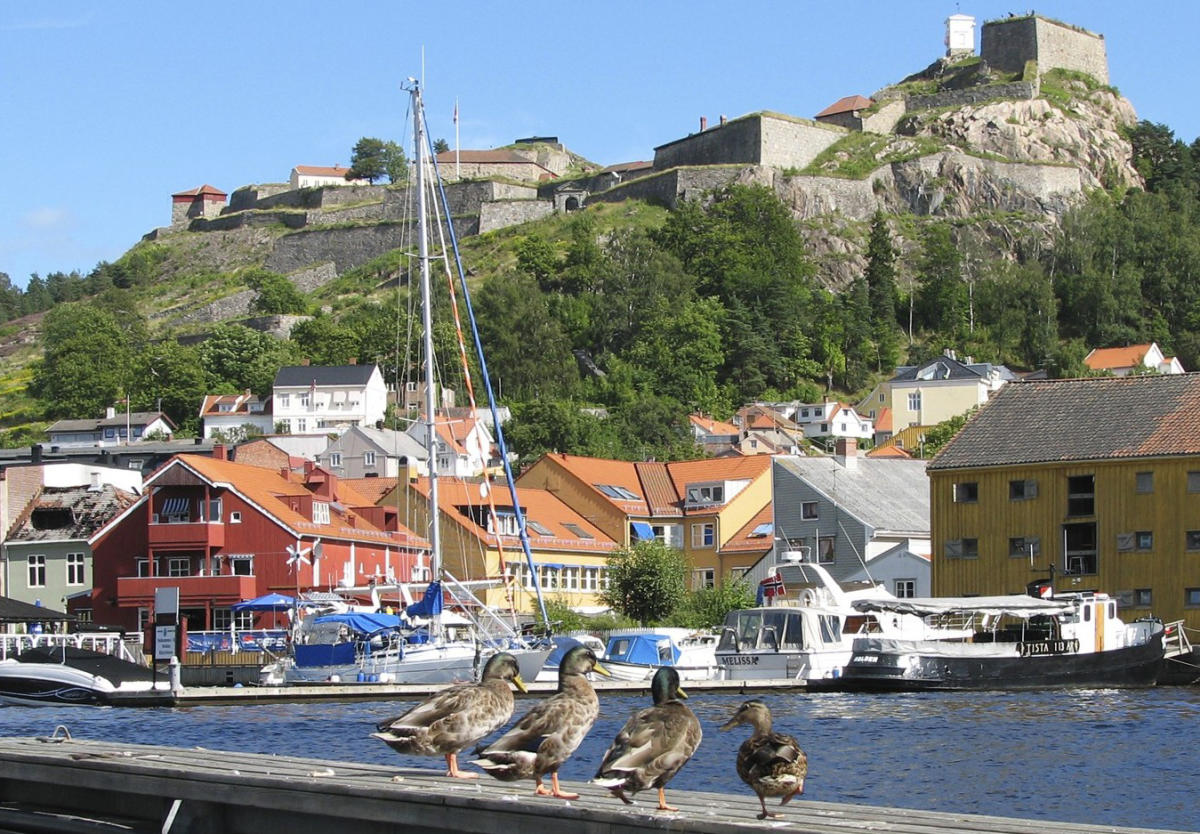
(117, 574, 257, 608)
(148, 521, 225, 549)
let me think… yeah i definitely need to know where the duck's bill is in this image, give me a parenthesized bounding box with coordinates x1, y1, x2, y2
(513, 674, 528, 693)
(592, 662, 612, 677)
(676, 686, 689, 699)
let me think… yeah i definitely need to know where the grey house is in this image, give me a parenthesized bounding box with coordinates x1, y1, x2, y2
(2, 484, 138, 611)
(770, 445, 932, 596)
(315, 425, 428, 479)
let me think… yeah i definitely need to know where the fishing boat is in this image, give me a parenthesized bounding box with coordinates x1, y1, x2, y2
(259, 80, 552, 686)
(810, 591, 1166, 692)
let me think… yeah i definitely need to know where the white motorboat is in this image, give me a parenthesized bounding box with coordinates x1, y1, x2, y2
(0, 645, 170, 706)
(600, 628, 722, 681)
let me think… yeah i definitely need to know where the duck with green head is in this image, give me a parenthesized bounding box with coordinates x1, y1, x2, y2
(592, 666, 702, 811)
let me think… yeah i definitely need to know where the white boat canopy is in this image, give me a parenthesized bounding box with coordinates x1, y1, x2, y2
(851, 595, 1073, 619)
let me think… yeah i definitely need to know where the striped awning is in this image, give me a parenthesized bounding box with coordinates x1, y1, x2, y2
(161, 497, 189, 516)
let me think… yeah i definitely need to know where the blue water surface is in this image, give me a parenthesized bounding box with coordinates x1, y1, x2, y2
(3, 687, 1198, 832)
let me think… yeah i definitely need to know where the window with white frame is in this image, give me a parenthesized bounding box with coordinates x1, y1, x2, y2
(562, 566, 580, 591)
(685, 483, 725, 505)
(66, 552, 85, 586)
(136, 558, 150, 577)
(801, 502, 818, 519)
(137, 608, 150, 632)
(27, 555, 46, 588)
(818, 536, 835, 563)
(167, 557, 191, 577)
(582, 566, 599, 591)
(213, 608, 254, 631)
(652, 523, 683, 549)
(230, 555, 253, 576)
(330, 453, 342, 468)
(691, 522, 715, 548)
(908, 392, 921, 411)
(364, 451, 376, 467)
(206, 499, 222, 522)
(894, 579, 916, 598)
(300, 392, 310, 408)
(278, 394, 290, 409)
(295, 419, 307, 433)
(693, 568, 716, 590)
(313, 502, 330, 524)
(230, 512, 242, 524)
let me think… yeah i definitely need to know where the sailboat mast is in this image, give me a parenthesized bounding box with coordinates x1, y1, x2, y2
(413, 82, 441, 580)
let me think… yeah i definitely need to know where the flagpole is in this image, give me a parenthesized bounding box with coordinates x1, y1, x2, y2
(454, 98, 460, 180)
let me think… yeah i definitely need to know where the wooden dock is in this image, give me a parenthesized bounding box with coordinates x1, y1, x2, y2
(0, 736, 1186, 834)
(165, 676, 806, 706)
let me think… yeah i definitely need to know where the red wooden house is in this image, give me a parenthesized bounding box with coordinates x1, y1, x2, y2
(87, 451, 428, 633)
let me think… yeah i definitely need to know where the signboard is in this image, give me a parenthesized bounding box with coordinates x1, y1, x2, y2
(154, 587, 180, 619)
(154, 625, 177, 661)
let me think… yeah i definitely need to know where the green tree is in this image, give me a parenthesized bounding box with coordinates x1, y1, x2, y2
(920, 409, 975, 458)
(864, 210, 901, 370)
(245, 269, 309, 315)
(31, 303, 134, 418)
(433, 138, 450, 154)
(289, 315, 361, 365)
(669, 574, 756, 629)
(914, 222, 966, 338)
(198, 324, 294, 395)
(602, 540, 689, 625)
(504, 400, 617, 460)
(515, 235, 561, 291)
(347, 137, 389, 183)
(131, 340, 208, 434)
(382, 141, 409, 184)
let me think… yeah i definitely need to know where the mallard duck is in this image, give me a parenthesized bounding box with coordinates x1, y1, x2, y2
(372, 651, 526, 779)
(592, 666, 702, 811)
(472, 644, 610, 798)
(720, 699, 807, 819)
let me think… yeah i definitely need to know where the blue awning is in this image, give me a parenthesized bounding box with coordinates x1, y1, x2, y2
(631, 521, 655, 541)
(536, 563, 564, 570)
(161, 497, 189, 516)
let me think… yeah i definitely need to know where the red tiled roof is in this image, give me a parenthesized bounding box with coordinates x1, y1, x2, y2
(815, 95, 873, 118)
(293, 165, 356, 177)
(690, 414, 740, 435)
(720, 504, 775, 554)
(867, 444, 912, 458)
(171, 184, 226, 199)
(1084, 343, 1152, 370)
(875, 407, 893, 432)
(636, 462, 677, 516)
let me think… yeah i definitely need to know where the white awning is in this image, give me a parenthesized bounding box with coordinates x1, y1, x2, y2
(161, 497, 189, 516)
(852, 595, 1072, 619)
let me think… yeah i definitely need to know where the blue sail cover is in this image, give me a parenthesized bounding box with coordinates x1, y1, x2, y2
(405, 581, 444, 618)
(312, 612, 403, 634)
(604, 633, 680, 666)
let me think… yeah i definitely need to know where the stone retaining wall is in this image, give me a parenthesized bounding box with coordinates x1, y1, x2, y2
(907, 81, 1037, 112)
(479, 200, 555, 233)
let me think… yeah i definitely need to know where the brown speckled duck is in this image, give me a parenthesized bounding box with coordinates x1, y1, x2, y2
(720, 699, 808, 819)
(371, 652, 526, 778)
(592, 666, 702, 811)
(472, 644, 610, 798)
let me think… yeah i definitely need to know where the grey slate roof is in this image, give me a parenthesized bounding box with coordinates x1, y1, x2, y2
(274, 365, 377, 387)
(890, 356, 1015, 383)
(354, 426, 428, 459)
(0, 595, 74, 623)
(774, 455, 930, 535)
(928, 374, 1200, 471)
(8, 485, 139, 543)
(47, 412, 174, 432)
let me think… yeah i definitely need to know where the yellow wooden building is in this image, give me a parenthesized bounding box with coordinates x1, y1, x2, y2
(928, 375, 1200, 632)
(379, 476, 618, 616)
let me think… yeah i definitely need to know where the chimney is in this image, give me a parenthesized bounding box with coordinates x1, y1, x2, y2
(301, 358, 310, 366)
(280, 466, 291, 480)
(348, 357, 357, 365)
(700, 116, 707, 131)
(720, 114, 727, 125)
(105, 407, 116, 419)
(31, 444, 42, 464)
(212, 444, 227, 461)
(834, 437, 858, 471)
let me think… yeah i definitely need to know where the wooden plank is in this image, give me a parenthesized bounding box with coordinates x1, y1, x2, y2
(0, 737, 1184, 834)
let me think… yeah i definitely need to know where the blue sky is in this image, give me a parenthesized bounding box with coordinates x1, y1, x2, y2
(1, 1, 1196, 289)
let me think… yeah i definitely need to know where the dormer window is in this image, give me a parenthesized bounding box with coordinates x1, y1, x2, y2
(686, 483, 725, 506)
(313, 502, 330, 524)
(218, 403, 234, 412)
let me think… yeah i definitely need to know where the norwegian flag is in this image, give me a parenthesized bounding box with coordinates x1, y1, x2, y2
(758, 573, 786, 604)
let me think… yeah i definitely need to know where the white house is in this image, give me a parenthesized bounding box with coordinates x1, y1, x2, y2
(46, 410, 176, 449)
(272, 364, 387, 436)
(856, 350, 1016, 431)
(1084, 342, 1186, 376)
(789, 401, 873, 444)
(405, 413, 494, 477)
(199, 390, 273, 441)
(289, 165, 371, 189)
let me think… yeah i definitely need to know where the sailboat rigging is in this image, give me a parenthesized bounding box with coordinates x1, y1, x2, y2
(258, 79, 552, 685)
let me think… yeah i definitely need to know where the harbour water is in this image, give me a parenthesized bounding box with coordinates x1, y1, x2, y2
(3, 687, 1198, 832)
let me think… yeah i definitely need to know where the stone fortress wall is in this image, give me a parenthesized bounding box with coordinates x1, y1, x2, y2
(981, 15, 1108, 84)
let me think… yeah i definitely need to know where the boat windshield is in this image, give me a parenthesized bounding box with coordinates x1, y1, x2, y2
(718, 609, 808, 651)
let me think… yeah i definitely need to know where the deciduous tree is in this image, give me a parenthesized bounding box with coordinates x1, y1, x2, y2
(602, 540, 689, 626)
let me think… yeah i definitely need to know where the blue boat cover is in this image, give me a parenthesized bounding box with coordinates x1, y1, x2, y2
(312, 612, 403, 634)
(604, 633, 679, 666)
(405, 581, 444, 618)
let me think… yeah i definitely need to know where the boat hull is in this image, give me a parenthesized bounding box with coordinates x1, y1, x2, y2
(811, 633, 1165, 692)
(599, 658, 721, 682)
(1159, 648, 1200, 686)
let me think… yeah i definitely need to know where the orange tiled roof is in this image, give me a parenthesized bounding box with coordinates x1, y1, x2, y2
(166, 454, 424, 548)
(637, 462, 677, 516)
(540, 454, 649, 512)
(293, 164, 356, 177)
(875, 407, 893, 432)
(815, 95, 873, 118)
(342, 477, 400, 505)
(409, 477, 617, 553)
(172, 184, 226, 198)
(1084, 343, 1152, 370)
(720, 504, 775, 554)
(690, 414, 740, 435)
(867, 444, 912, 458)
